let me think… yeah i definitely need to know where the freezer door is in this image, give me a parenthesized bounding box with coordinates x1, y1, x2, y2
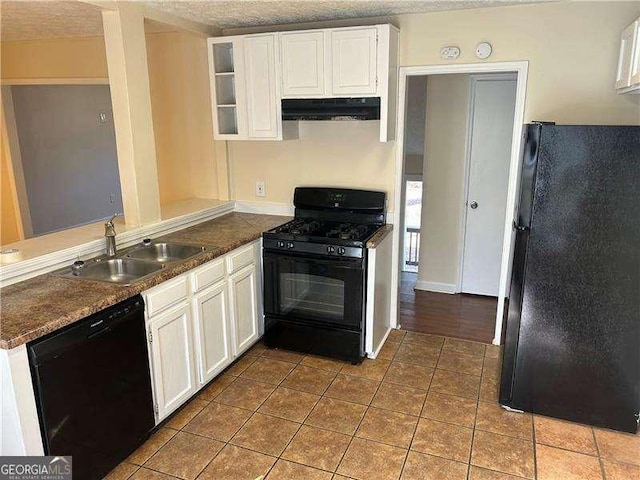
(509, 125, 640, 433)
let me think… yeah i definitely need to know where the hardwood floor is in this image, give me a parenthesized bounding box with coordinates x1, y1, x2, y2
(399, 271, 497, 344)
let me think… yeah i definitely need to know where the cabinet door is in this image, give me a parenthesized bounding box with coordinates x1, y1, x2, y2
(148, 303, 197, 422)
(331, 27, 378, 95)
(280, 31, 325, 97)
(192, 281, 233, 385)
(615, 20, 638, 89)
(228, 263, 259, 356)
(630, 21, 640, 86)
(245, 34, 280, 139)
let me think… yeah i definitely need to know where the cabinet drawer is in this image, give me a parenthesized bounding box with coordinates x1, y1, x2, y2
(227, 243, 256, 274)
(192, 259, 226, 293)
(145, 276, 189, 317)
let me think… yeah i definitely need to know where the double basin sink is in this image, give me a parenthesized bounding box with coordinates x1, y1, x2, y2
(54, 241, 212, 286)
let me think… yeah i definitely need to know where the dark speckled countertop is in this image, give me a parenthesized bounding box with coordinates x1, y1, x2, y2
(0, 213, 290, 350)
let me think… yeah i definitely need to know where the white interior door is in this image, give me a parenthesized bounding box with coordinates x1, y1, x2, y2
(461, 76, 517, 297)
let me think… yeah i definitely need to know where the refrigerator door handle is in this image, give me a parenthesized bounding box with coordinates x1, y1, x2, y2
(512, 221, 530, 232)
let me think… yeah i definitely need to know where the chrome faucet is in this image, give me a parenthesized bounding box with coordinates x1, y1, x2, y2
(104, 213, 119, 257)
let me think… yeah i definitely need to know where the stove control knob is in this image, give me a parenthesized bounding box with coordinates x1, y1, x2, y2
(327, 246, 336, 254)
(337, 247, 346, 255)
(287, 242, 295, 249)
(277, 241, 285, 249)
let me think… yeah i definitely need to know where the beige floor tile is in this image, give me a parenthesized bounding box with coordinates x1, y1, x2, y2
(430, 369, 480, 399)
(129, 468, 175, 480)
(266, 459, 332, 480)
(388, 329, 408, 342)
(482, 356, 502, 381)
(281, 365, 337, 395)
(240, 357, 296, 385)
(536, 444, 603, 480)
(282, 424, 351, 471)
(183, 401, 252, 441)
(337, 437, 407, 480)
(594, 428, 640, 465)
(479, 376, 500, 402)
(341, 358, 391, 382)
(421, 392, 477, 428)
(305, 397, 367, 435)
(411, 418, 472, 463)
(126, 427, 178, 465)
(197, 444, 276, 480)
(164, 399, 209, 429)
(214, 377, 276, 410)
(484, 344, 503, 360)
(400, 451, 468, 480)
(332, 476, 353, 480)
(394, 343, 441, 368)
(356, 407, 419, 448)
(468, 466, 525, 480)
(197, 373, 235, 401)
(230, 412, 300, 456)
(371, 382, 426, 416)
(325, 373, 380, 405)
(402, 332, 445, 349)
(475, 401, 533, 440)
(436, 349, 484, 377)
(443, 338, 486, 357)
(301, 354, 346, 372)
(246, 342, 267, 357)
(225, 355, 257, 376)
(383, 361, 433, 390)
(471, 430, 534, 479)
(534, 415, 597, 455)
(258, 386, 320, 422)
(103, 462, 138, 480)
(602, 460, 640, 480)
(377, 341, 401, 360)
(144, 431, 224, 480)
(262, 348, 305, 364)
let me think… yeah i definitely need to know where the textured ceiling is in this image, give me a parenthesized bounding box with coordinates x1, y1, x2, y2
(0, 0, 543, 42)
(140, 0, 542, 29)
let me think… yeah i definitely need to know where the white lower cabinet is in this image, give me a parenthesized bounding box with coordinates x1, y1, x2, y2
(147, 303, 197, 421)
(144, 240, 262, 424)
(192, 281, 232, 385)
(229, 263, 259, 356)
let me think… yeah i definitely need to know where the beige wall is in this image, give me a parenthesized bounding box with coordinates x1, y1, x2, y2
(229, 121, 395, 208)
(1, 113, 21, 245)
(417, 75, 470, 287)
(145, 30, 220, 206)
(1, 37, 108, 79)
(226, 2, 639, 216)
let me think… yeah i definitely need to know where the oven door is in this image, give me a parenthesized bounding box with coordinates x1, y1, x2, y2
(263, 250, 365, 330)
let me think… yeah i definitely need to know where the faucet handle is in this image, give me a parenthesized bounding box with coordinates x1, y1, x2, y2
(105, 213, 120, 226)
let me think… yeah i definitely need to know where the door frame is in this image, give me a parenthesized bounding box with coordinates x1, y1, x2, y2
(456, 73, 518, 294)
(390, 61, 529, 346)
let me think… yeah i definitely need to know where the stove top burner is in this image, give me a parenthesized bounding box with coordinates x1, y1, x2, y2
(271, 219, 381, 244)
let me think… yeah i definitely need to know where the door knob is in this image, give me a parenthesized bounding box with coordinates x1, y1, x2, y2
(470, 201, 478, 209)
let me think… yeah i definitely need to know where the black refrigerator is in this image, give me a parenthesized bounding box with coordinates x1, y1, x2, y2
(499, 123, 640, 433)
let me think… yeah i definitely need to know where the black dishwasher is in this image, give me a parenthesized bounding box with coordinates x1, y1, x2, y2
(28, 295, 155, 480)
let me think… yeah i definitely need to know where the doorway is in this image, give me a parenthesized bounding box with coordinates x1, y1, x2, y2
(390, 62, 528, 345)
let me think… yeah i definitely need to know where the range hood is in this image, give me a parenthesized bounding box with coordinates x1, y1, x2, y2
(281, 97, 380, 121)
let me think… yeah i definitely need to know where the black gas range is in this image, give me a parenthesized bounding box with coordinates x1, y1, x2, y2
(262, 187, 386, 364)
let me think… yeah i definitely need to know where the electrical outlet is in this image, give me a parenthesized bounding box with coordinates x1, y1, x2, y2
(255, 181, 266, 197)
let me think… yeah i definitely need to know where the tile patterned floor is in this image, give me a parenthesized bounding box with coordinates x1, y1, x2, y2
(106, 331, 640, 480)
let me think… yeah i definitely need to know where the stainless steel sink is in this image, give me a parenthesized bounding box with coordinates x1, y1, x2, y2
(54, 257, 164, 286)
(124, 242, 207, 263)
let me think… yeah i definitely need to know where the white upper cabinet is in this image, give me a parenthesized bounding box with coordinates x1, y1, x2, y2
(244, 34, 281, 139)
(615, 18, 640, 93)
(280, 31, 326, 97)
(330, 27, 378, 95)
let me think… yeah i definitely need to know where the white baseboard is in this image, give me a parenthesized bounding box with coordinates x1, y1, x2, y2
(414, 281, 457, 294)
(234, 200, 294, 217)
